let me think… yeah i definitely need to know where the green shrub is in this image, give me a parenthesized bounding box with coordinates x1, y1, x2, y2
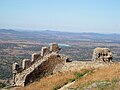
(74, 72, 84, 79)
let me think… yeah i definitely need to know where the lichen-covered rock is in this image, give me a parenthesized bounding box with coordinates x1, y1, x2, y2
(92, 48, 113, 62)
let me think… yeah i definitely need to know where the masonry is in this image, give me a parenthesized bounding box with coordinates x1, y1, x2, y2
(12, 43, 68, 86)
(12, 43, 113, 86)
(92, 47, 113, 62)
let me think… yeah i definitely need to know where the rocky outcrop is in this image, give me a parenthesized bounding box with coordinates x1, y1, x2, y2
(12, 43, 68, 86)
(92, 48, 113, 62)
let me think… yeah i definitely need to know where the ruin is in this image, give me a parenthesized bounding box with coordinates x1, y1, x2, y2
(12, 43, 68, 86)
(50, 43, 60, 53)
(92, 48, 113, 62)
(12, 43, 113, 87)
(22, 59, 31, 70)
(31, 53, 41, 62)
(41, 47, 49, 56)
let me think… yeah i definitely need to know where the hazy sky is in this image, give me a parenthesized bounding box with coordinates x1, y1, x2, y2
(0, 0, 120, 33)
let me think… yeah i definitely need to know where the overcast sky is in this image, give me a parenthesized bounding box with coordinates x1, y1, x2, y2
(0, 0, 120, 33)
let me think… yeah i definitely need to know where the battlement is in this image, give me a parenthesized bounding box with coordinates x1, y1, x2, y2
(12, 43, 60, 73)
(12, 43, 113, 86)
(12, 43, 68, 86)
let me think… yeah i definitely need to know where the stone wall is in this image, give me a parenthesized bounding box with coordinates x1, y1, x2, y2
(92, 48, 113, 62)
(12, 43, 68, 86)
(12, 44, 113, 86)
(25, 53, 67, 86)
(22, 59, 31, 70)
(50, 43, 60, 53)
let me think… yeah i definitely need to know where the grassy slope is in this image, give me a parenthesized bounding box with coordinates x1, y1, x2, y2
(16, 63, 120, 90)
(71, 63, 120, 90)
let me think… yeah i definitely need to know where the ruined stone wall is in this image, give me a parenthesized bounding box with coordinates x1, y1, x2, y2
(92, 48, 113, 62)
(12, 43, 113, 86)
(12, 43, 68, 86)
(25, 53, 67, 86)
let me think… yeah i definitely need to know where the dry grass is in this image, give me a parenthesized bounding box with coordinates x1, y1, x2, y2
(16, 69, 93, 90)
(70, 63, 120, 89)
(16, 63, 120, 90)
(16, 71, 75, 90)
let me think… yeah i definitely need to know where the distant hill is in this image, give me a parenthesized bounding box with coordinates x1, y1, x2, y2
(0, 29, 120, 81)
(0, 29, 120, 43)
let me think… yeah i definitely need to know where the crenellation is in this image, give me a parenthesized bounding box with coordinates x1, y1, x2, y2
(41, 47, 49, 56)
(12, 63, 19, 71)
(22, 59, 31, 70)
(12, 43, 114, 87)
(12, 43, 68, 86)
(31, 53, 41, 62)
(12, 63, 20, 74)
(50, 43, 60, 53)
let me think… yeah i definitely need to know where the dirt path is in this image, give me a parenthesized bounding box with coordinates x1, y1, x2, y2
(58, 81, 75, 90)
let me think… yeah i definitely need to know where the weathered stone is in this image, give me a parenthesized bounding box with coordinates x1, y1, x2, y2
(12, 63, 20, 84)
(22, 59, 31, 69)
(50, 43, 60, 53)
(31, 53, 41, 62)
(13, 53, 67, 86)
(92, 48, 113, 62)
(12, 63, 19, 71)
(41, 47, 49, 56)
(12, 43, 68, 86)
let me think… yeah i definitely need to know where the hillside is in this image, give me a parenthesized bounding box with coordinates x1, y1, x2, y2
(16, 62, 120, 90)
(0, 29, 120, 81)
(0, 29, 120, 42)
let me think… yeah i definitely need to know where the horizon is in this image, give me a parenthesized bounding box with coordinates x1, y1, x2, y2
(0, 0, 120, 33)
(0, 28, 120, 34)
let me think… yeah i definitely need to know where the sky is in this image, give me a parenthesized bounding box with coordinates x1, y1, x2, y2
(0, 0, 120, 33)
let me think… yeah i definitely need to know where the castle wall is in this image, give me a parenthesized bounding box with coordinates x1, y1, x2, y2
(31, 53, 41, 62)
(25, 54, 67, 86)
(12, 43, 67, 86)
(50, 43, 60, 53)
(22, 59, 31, 70)
(41, 47, 49, 56)
(12, 43, 113, 87)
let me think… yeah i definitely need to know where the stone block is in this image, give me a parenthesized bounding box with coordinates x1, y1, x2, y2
(22, 59, 31, 69)
(12, 63, 19, 71)
(31, 53, 41, 62)
(41, 47, 49, 56)
(50, 43, 60, 53)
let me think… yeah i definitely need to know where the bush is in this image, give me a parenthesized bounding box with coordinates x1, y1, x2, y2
(74, 72, 84, 79)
